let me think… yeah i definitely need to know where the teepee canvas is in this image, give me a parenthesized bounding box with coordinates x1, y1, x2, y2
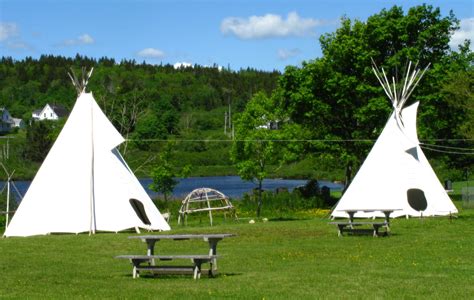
(331, 61, 457, 219)
(4, 70, 170, 236)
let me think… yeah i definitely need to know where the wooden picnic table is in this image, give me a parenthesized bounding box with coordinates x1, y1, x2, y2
(128, 233, 235, 257)
(116, 254, 220, 279)
(341, 209, 401, 227)
(330, 209, 402, 237)
(118, 233, 235, 279)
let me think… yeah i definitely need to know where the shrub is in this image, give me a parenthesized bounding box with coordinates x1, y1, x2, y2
(237, 185, 335, 218)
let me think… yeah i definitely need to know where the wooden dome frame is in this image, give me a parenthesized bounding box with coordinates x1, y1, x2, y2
(178, 188, 237, 226)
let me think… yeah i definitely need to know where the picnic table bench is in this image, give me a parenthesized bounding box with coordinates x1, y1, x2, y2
(116, 233, 235, 280)
(330, 209, 401, 237)
(116, 254, 219, 279)
(328, 221, 387, 237)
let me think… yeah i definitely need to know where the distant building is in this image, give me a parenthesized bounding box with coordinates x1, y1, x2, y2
(257, 115, 284, 130)
(32, 104, 69, 121)
(0, 108, 13, 133)
(0, 107, 24, 133)
(257, 120, 281, 130)
(12, 118, 25, 129)
(32, 109, 42, 120)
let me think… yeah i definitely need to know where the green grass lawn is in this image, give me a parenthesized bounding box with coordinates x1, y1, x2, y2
(1, 203, 473, 299)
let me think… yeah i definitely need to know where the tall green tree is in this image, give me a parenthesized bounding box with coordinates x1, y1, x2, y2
(149, 142, 191, 201)
(231, 92, 283, 217)
(23, 121, 55, 162)
(276, 4, 470, 185)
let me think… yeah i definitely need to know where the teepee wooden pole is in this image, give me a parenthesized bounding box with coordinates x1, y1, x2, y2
(381, 68, 394, 100)
(5, 178, 10, 228)
(405, 64, 430, 102)
(372, 66, 392, 101)
(401, 61, 412, 100)
(0, 163, 15, 230)
(68, 67, 94, 95)
(89, 86, 96, 235)
(392, 77, 398, 105)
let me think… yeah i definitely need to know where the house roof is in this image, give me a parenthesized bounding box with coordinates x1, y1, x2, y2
(49, 104, 69, 117)
(33, 104, 69, 118)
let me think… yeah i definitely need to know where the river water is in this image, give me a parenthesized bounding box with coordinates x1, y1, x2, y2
(3, 176, 343, 202)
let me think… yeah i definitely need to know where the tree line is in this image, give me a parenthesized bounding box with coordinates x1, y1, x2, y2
(0, 54, 280, 144)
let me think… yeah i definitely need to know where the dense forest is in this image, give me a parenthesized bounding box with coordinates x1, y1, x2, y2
(0, 55, 284, 180)
(0, 4, 472, 184)
(0, 55, 279, 135)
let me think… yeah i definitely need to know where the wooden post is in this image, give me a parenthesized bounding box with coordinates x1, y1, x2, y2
(205, 192, 213, 226)
(224, 112, 227, 135)
(5, 179, 10, 228)
(228, 103, 231, 129)
(1, 163, 15, 230)
(185, 197, 190, 226)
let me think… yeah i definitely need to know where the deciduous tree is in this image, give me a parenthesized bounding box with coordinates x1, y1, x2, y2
(231, 92, 282, 217)
(149, 142, 191, 201)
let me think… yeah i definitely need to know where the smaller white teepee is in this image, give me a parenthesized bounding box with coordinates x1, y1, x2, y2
(331, 61, 458, 219)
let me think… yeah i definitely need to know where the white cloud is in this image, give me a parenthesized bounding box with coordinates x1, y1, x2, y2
(62, 33, 95, 46)
(277, 48, 301, 60)
(221, 12, 320, 39)
(0, 22, 32, 51)
(137, 48, 166, 59)
(173, 61, 192, 69)
(6, 41, 30, 50)
(450, 18, 474, 50)
(78, 34, 94, 44)
(0, 22, 19, 41)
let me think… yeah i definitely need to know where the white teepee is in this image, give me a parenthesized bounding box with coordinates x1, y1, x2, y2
(331, 61, 458, 219)
(4, 70, 170, 236)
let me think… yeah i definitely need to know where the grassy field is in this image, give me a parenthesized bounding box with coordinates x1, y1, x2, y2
(1, 201, 473, 299)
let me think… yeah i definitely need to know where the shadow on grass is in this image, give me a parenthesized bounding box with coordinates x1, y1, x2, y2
(124, 272, 243, 280)
(268, 217, 302, 222)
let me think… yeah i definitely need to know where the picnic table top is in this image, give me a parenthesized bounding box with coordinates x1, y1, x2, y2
(116, 254, 219, 260)
(329, 221, 387, 225)
(128, 233, 236, 240)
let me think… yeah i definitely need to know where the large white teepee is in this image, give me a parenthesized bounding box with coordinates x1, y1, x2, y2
(4, 72, 170, 237)
(331, 61, 458, 219)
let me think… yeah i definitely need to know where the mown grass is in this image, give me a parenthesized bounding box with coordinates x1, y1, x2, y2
(0, 201, 473, 299)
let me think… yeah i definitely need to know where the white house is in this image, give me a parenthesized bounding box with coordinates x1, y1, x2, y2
(12, 118, 25, 128)
(32, 104, 69, 121)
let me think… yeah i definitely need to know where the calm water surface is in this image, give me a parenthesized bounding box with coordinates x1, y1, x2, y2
(5, 176, 343, 202)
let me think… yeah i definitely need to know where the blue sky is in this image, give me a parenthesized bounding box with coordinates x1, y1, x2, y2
(0, 0, 472, 71)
